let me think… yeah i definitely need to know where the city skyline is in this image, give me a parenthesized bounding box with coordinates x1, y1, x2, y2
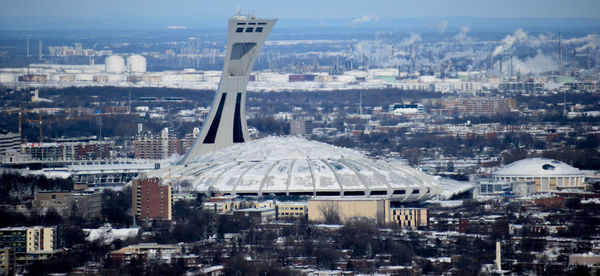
(0, 5, 599, 275)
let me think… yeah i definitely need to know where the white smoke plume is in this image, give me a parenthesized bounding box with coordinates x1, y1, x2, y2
(436, 20, 448, 34)
(493, 29, 528, 56)
(400, 33, 422, 46)
(343, 27, 597, 71)
(492, 29, 553, 56)
(566, 34, 600, 52)
(348, 34, 421, 67)
(352, 15, 379, 24)
(512, 50, 558, 74)
(454, 26, 471, 42)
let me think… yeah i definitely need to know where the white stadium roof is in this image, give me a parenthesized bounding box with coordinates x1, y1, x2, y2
(146, 136, 441, 201)
(438, 178, 476, 200)
(493, 158, 583, 177)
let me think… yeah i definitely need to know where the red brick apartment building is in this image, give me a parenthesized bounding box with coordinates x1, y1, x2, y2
(132, 177, 172, 221)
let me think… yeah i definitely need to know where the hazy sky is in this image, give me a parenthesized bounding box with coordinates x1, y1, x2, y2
(2, 0, 600, 19)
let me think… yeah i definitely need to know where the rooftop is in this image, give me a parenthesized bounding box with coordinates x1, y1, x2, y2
(493, 158, 583, 177)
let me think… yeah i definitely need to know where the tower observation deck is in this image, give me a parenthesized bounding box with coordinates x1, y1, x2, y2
(180, 14, 277, 164)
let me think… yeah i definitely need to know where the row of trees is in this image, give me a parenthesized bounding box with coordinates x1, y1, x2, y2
(0, 173, 73, 204)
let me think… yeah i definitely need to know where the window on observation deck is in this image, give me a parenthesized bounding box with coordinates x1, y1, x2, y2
(256, 27, 263, 32)
(236, 28, 243, 33)
(245, 27, 253, 32)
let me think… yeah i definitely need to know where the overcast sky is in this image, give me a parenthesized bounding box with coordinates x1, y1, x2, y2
(2, 0, 600, 19)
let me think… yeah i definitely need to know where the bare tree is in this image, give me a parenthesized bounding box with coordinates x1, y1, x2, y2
(319, 201, 341, 224)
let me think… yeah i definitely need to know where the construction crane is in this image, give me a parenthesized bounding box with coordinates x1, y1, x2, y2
(25, 113, 101, 146)
(2, 108, 99, 150)
(2, 106, 32, 152)
(25, 113, 43, 147)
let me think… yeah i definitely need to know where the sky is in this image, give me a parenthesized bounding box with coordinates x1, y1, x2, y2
(2, 0, 600, 19)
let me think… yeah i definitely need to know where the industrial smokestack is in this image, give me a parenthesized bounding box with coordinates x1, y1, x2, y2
(510, 56, 514, 79)
(499, 58, 503, 74)
(26, 37, 30, 59)
(588, 48, 591, 70)
(572, 50, 577, 76)
(38, 40, 42, 60)
(428, 49, 432, 65)
(559, 32, 563, 75)
(409, 44, 413, 73)
(496, 241, 502, 271)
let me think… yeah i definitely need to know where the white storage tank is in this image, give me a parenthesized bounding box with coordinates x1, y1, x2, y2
(127, 55, 147, 73)
(0, 73, 17, 82)
(105, 55, 125, 73)
(335, 75, 356, 82)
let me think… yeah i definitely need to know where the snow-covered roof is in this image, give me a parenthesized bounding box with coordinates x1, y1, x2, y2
(147, 136, 441, 202)
(493, 158, 583, 177)
(85, 226, 139, 244)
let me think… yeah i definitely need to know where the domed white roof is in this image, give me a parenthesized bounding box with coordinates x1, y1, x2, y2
(105, 55, 125, 73)
(127, 55, 147, 73)
(493, 158, 583, 177)
(148, 136, 441, 202)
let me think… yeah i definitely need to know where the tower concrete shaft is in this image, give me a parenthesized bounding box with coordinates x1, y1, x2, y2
(180, 15, 276, 164)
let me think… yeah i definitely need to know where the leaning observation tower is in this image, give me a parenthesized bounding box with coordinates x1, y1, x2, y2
(179, 13, 277, 164)
(149, 13, 441, 201)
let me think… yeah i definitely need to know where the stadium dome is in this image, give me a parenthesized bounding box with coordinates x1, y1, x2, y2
(492, 158, 586, 191)
(147, 136, 441, 202)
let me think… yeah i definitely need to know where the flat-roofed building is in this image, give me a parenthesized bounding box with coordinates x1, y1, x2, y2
(276, 201, 307, 219)
(33, 191, 71, 210)
(33, 191, 102, 218)
(308, 197, 390, 224)
(233, 207, 276, 222)
(308, 198, 429, 227)
(290, 119, 313, 136)
(390, 207, 429, 230)
(0, 247, 15, 275)
(132, 177, 172, 221)
(134, 128, 182, 160)
(0, 131, 20, 158)
(458, 215, 509, 239)
(0, 226, 60, 265)
(569, 253, 600, 265)
(110, 243, 181, 265)
(22, 141, 112, 161)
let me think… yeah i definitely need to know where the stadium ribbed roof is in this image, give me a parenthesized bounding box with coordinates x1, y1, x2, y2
(147, 136, 441, 201)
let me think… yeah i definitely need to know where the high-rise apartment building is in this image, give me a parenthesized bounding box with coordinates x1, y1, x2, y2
(22, 141, 111, 161)
(134, 128, 182, 159)
(132, 177, 172, 221)
(0, 131, 20, 157)
(0, 226, 60, 265)
(290, 119, 313, 136)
